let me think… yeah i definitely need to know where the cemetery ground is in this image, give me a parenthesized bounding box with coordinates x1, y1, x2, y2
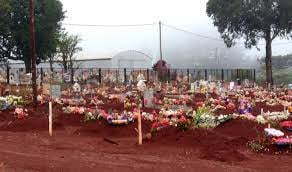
(0, 110, 291, 172)
(0, 83, 291, 172)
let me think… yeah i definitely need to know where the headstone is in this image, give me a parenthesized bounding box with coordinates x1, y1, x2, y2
(9, 74, 15, 84)
(137, 80, 146, 92)
(191, 83, 195, 93)
(229, 82, 235, 90)
(144, 89, 154, 108)
(72, 82, 81, 93)
(208, 75, 212, 82)
(209, 82, 216, 90)
(243, 79, 249, 87)
(51, 84, 61, 98)
(63, 73, 70, 83)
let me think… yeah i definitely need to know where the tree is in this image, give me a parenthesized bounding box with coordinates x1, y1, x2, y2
(0, 0, 64, 72)
(57, 32, 82, 82)
(0, 0, 14, 64)
(206, 0, 292, 85)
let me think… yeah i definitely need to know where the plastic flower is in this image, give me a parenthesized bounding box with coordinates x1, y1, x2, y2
(264, 128, 284, 137)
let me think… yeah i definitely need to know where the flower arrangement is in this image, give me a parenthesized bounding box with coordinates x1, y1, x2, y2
(124, 99, 137, 109)
(192, 106, 217, 129)
(176, 116, 190, 131)
(216, 114, 232, 124)
(273, 137, 292, 146)
(62, 106, 87, 115)
(226, 102, 236, 111)
(280, 121, 292, 131)
(255, 115, 267, 124)
(262, 111, 289, 122)
(84, 109, 106, 122)
(151, 120, 170, 133)
(289, 106, 292, 113)
(0, 96, 23, 110)
(196, 101, 205, 108)
(238, 99, 253, 115)
(14, 108, 28, 119)
(90, 98, 104, 106)
(106, 111, 134, 125)
(264, 128, 284, 138)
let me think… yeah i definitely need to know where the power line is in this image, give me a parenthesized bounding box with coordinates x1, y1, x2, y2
(161, 23, 292, 46)
(63, 22, 292, 46)
(62, 23, 156, 27)
(161, 23, 224, 42)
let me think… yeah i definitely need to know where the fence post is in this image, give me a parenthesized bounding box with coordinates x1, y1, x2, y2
(187, 69, 190, 83)
(221, 69, 224, 81)
(253, 69, 256, 82)
(98, 68, 101, 84)
(40, 68, 43, 86)
(204, 69, 207, 81)
(124, 68, 127, 84)
(167, 69, 170, 82)
(6, 64, 10, 85)
(146, 69, 149, 81)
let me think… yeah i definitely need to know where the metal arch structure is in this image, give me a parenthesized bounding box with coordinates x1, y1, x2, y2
(111, 50, 154, 69)
(112, 50, 153, 61)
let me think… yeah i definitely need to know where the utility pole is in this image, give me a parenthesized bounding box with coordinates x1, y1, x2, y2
(29, 0, 38, 109)
(158, 21, 163, 80)
(159, 21, 163, 62)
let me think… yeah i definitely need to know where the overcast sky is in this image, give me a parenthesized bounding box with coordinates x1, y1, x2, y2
(61, 0, 292, 61)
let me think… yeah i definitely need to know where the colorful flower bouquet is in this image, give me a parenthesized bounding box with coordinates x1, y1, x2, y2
(14, 107, 28, 119)
(262, 111, 289, 122)
(280, 121, 292, 131)
(62, 106, 87, 115)
(106, 111, 134, 125)
(0, 96, 23, 110)
(273, 137, 292, 146)
(264, 128, 284, 138)
(151, 120, 170, 133)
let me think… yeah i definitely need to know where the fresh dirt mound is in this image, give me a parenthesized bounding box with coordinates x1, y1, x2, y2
(216, 119, 266, 139)
(73, 120, 153, 138)
(149, 125, 249, 163)
(0, 116, 49, 132)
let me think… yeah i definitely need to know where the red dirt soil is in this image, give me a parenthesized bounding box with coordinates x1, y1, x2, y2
(0, 104, 292, 172)
(0, 84, 291, 170)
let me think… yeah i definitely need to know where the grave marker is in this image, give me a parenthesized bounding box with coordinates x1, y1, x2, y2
(51, 84, 61, 99)
(144, 89, 154, 108)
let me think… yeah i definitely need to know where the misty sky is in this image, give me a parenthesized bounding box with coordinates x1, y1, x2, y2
(61, 0, 292, 63)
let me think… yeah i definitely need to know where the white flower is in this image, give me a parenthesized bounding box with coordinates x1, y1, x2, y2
(264, 128, 284, 137)
(256, 115, 267, 124)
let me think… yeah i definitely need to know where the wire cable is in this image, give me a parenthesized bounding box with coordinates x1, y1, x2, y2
(62, 23, 156, 27)
(161, 23, 292, 46)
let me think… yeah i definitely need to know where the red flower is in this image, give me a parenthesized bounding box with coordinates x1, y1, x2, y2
(178, 116, 188, 123)
(227, 103, 236, 111)
(280, 121, 292, 129)
(196, 102, 204, 107)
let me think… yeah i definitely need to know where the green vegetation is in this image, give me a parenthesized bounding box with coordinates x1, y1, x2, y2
(0, 0, 65, 72)
(207, 0, 292, 85)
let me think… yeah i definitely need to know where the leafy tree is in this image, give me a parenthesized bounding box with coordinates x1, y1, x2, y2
(57, 32, 82, 82)
(0, 0, 64, 72)
(206, 0, 292, 85)
(0, 0, 14, 64)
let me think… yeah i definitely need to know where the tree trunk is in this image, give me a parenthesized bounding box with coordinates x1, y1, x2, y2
(70, 57, 74, 84)
(24, 56, 31, 73)
(265, 33, 273, 87)
(62, 57, 68, 73)
(49, 55, 54, 73)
